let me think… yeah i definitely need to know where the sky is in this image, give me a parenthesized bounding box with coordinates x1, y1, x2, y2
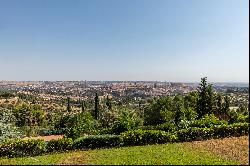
(0, 0, 249, 82)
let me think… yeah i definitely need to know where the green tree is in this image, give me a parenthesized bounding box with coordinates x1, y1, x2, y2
(94, 93, 99, 119)
(111, 109, 139, 134)
(207, 84, 215, 114)
(172, 95, 185, 126)
(106, 95, 112, 110)
(215, 93, 222, 113)
(144, 96, 173, 125)
(81, 100, 85, 112)
(222, 95, 230, 114)
(64, 112, 94, 139)
(66, 97, 72, 112)
(13, 103, 32, 127)
(183, 91, 198, 110)
(196, 77, 214, 119)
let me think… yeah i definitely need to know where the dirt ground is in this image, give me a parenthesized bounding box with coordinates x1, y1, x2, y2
(22, 135, 64, 141)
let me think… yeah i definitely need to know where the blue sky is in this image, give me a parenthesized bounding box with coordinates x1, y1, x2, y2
(0, 0, 249, 82)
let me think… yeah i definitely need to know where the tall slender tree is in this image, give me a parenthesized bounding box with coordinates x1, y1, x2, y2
(222, 95, 230, 114)
(106, 95, 112, 110)
(81, 100, 85, 112)
(66, 97, 72, 112)
(94, 93, 99, 119)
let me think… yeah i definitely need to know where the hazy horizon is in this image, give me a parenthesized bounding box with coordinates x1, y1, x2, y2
(0, 0, 249, 82)
(0, 79, 249, 84)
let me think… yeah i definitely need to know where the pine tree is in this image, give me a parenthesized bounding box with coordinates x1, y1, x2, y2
(196, 77, 214, 119)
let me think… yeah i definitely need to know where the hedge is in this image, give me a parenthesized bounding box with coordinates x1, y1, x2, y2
(73, 134, 122, 149)
(46, 138, 73, 152)
(0, 139, 46, 157)
(138, 123, 177, 132)
(0, 122, 248, 158)
(177, 122, 249, 142)
(121, 129, 177, 146)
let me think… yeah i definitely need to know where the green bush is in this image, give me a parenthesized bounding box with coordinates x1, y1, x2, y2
(177, 122, 249, 142)
(46, 138, 73, 152)
(212, 122, 249, 138)
(176, 127, 213, 142)
(121, 129, 177, 146)
(189, 114, 228, 128)
(64, 112, 95, 140)
(0, 139, 46, 157)
(110, 109, 139, 134)
(139, 123, 177, 132)
(73, 134, 122, 149)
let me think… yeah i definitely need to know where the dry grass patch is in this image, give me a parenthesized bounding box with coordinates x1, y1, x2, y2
(184, 135, 249, 165)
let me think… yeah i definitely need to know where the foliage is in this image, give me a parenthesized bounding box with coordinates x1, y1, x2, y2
(93, 93, 100, 119)
(138, 122, 177, 132)
(121, 129, 177, 146)
(46, 138, 73, 152)
(189, 114, 228, 128)
(98, 108, 119, 128)
(66, 97, 72, 112)
(0, 141, 239, 165)
(73, 134, 122, 149)
(0, 139, 46, 157)
(64, 112, 94, 139)
(196, 77, 215, 119)
(110, 109, 141, 134)
(176, 122, 249, 142)
(144, 96, 173, 125)
(0, 108, 21, 143)
(228, 106, 248, 123)
(13, 103, 46, 128)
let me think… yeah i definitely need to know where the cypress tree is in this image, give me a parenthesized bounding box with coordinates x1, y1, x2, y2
(81, 100, 85, 112)
(66, 97, 72, 112)
(94, 93, 99, 119)
(106, 95, 112, 110)
(222, 95, 230, 114)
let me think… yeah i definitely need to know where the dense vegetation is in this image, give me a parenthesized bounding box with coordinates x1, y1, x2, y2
(0, 77, 249, 158)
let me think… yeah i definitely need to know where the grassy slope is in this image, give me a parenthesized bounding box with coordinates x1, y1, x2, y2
(1, 136, 245, 165)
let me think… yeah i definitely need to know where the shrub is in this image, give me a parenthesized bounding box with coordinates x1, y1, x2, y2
(0, 139, 46, 157)
(176, 127, 213, 142)
(46, 138, 73, 152)
(121, 129, 177, 146)
(189, 114, 228, 128)
(212, 122, 249, 138)
(73, 134, 122, 149)
(138, 123, 177, 132)
(110, 109, 139, 134)
(64, 112, 94, 140)
(177, 122, 249, 142)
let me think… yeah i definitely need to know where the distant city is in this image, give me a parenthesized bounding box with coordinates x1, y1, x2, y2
(0, 80, 248, 101)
